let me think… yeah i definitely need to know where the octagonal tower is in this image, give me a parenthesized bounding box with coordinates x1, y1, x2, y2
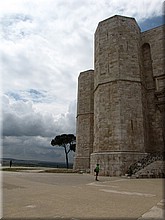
(90, 15, 147, 176)
(74, 70, 94, 171)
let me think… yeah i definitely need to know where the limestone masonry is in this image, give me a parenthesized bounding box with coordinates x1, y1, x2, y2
(74, 15, 165, 176)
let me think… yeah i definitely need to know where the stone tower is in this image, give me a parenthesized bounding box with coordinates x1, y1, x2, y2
(73, 70, 94, 171)
(74, 15, 165, 176)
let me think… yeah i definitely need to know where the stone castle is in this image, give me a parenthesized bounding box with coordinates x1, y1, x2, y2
(74, 15, 165, 176)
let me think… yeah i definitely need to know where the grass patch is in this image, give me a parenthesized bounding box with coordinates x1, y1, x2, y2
(1, 167, 78, 173)
(41, 168, 76, 173)
(1, 167, 37, 172)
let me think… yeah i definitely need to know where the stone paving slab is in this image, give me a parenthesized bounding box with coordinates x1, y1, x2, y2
(1, 170, 165, 219)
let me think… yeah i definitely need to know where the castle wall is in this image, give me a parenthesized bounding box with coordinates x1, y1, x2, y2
(74, 15, 165, 176)
(73, 70, 94, 171)
(91, 15, 147, 176)
(141, 26, 165, 153)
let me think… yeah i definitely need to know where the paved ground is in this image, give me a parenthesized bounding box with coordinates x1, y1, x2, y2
(1, 169, 165, 219)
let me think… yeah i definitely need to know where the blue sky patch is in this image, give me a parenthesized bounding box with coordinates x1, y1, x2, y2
(139, 15, 164, 31)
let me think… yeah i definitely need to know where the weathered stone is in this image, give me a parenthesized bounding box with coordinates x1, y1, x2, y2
(74, 15, 165, 176)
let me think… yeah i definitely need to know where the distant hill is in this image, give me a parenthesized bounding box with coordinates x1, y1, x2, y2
(1, 158, 73, 169)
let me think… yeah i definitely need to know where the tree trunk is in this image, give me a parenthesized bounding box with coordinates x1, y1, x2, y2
(64, 145, 69, 169)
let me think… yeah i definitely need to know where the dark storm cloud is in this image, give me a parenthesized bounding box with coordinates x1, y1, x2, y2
(2, 93, 76, 162)
(2, 135, 71, 162)
(2, 94, 76, 138)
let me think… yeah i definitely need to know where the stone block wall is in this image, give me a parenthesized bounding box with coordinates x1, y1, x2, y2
(74, 15, 165, 176)
(73, 70, 94, 171)
(93, 16, 145, 155)
(90, 152, 148, 176)
(141, 26, 165, 153)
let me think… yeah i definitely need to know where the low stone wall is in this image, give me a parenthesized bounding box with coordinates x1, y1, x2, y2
(90, 152, 147, 176)
(135, 161, 165, 178)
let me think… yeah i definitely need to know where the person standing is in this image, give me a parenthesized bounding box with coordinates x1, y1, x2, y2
(10, 160, 12, 168)
(94, 164, 100, 181)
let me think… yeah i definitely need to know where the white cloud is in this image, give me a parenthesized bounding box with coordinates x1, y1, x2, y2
(2, 93, 76, 137)
(0, 0, 164, 162)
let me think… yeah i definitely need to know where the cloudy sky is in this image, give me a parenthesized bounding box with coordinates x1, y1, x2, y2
(0, 0, 164, 164)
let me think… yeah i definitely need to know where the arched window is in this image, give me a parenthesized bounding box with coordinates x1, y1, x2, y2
(142, 43, 154, 89)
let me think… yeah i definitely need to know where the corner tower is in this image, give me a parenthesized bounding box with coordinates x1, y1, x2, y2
(74, 70, 94, 171)
(90, 15, 147, 176)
